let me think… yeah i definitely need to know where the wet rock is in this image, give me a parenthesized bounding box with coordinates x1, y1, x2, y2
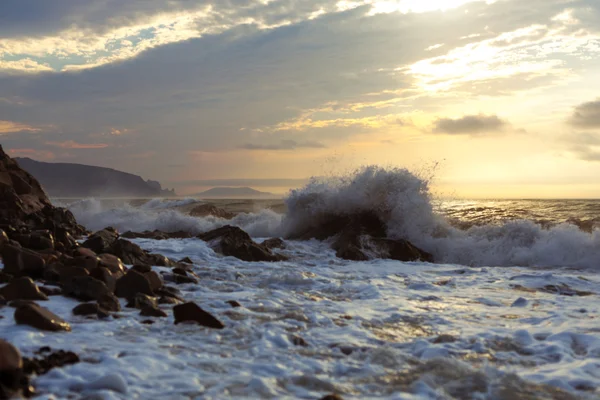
(155, 286, 183, 301)
(131, 265, 163, 291)
(332, 233, 432, 262)
(158, 296, 181, 305)
(98, 293, 121, 312)
(141, 319, 154, 325)
(320, 395, 344, 400)
(140, 306, 167, 318)
(28, 231, 55, 250)
(262, 238, 286, 249)
(178, 257, 193, 264)
(82, 228, 118, 254)
(8, 300, 37, 308)
(115, 270, 154, 298)
(163, 272, 198, 285)
(63, 275, 112, 302)
(197, 225, 286, 262)
(89, 267, 117, 293)
(108, 238, 174, 267)
(173, 302, 225, 329)
(97, 253, 126, 274)
(72, 303, 109, 318)
(38, 286, 62, 297)
(0, 244, 46, 278)
(126, 293, 157, 310)
(227, 300, 242, 308)
(0, 339, 24, 399)
(14, 303, 71, 332)
(433, 334, 457, 344)
(189, 204, 235, 219)
(22, 349, 79, 376)
(290, 335, 308, 347)
(69, 255, 99, 271)
(0, 277, 48, 301)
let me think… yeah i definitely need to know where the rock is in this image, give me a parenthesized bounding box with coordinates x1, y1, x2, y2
(8, 300, 38, 308)
(14, 303, 71, 332)
(28, 231, 55, 250)
(82, 228, 118, 254)
(0, 271, 12, 283)
(179, 257, 193, 264)
(197, 225, 286, 262)
(173, 302, 225, 329)
(89, 267, 117, 293)
(163, 272, 198, 285)
(158, 296, 180, 305)
(189, 204, 235, 219)
(63, 275, 112, 302)
(97, 253, 126, 274)
(0, 339, 23, 399)
(74, 247, 97, 258)
(0, 244, 46, 278)
(332, 231, 432, 262)
(57, 265, 90, 282)
(0, 146, 85, 237)
(98, 293, 121, 312)
(22, 349, 79, 376)
(115, 270, 154, 298)
(140, 306, 167, 318)
(72, 303, 109, 318)
(131, 265, 163, 291)
(155, 286, 183, 302)
(69, 255, 99, 271)
(320, 395, 344, 400)
(290, 335, 308, 347)
(262, 238, 286, 249)
(126, 293, 157, 310)
(226, 300, 242, 308)
(107, 238, 174, 267)
(0, 277, 48, 301)
(39, 286, 62, 296)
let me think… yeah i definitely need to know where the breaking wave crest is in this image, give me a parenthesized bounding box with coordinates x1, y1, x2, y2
(283, 166, 600, 269)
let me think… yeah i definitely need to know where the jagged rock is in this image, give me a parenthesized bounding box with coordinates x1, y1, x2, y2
(14, 303, 71, 332)
(155, 286, 183, 301)
(189, 204, 235, 219)
(108, 238, 173, 266)
(0, 339, 23, 399)
(262, 238, 286, 249)
(62, 276, 112, 302)
(179, 257, 193, 264)
(163, 272, 198, 285)
(82, 228, 118, 253)
(197, 225, 286, 262)
(0, 146, 85, 236)
(72, 303, 109, 318)
(0, 277, 48, 301)
(140, 306, 167, 318)
(126, 293, 157, 310)
(173, 302, 224, 329)
(320, 395, 344, 400)
(115, 270, 153, 298)
(0, 243, 46, 278)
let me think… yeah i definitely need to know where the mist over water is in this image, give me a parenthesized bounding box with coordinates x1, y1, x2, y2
(60, 165, 600, 269)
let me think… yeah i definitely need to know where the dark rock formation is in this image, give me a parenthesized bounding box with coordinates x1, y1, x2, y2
(14, 157, 176, 197)
(121, 230, 193, 240)
(0, 339, 24, 399)
(14, 303, 71, 332)
(72, 303, 109, 318)
(0, 277, 48, 301)
(62, 276, 112, 302)
(197, 225, 286, 262)
(140, 306, 167, 318)
(22, 348, 79, 377)
(189, 204, 235, 219)
(173, 302, 224, 329)
(262, 238, 286, 249)
(115, 270, 154, 298)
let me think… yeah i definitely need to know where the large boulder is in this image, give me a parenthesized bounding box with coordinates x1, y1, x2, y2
(0, 243, 46, 278)
(14, 303, 71, 332)
(82, 228, 118, 254)
(115, 270, 154, 298)
(0, 277, 48, 301)
(0, 339, 23, 399)
(62, 276, 113, 302)
(197, 225, 286, 262)
(0, 145, 86, 236)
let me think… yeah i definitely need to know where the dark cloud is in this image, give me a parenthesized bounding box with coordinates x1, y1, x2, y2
(241, 140, 325, 150)
(568, 100, 600, 129)
(434, 114, 508, 135)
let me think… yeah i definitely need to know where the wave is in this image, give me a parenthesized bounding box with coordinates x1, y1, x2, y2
(64, 198, 282, 238)
(282, 166, 600, 269)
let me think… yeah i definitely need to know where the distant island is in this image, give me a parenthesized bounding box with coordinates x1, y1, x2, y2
(15, 158, 176, 197)
(195, 187, 277, 198)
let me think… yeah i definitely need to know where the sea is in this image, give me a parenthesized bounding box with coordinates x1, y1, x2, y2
(1, 166, 599, 399)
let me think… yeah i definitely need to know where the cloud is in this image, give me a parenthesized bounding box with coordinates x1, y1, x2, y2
(46, 140, 109, 149)
(568, 100, 600, 128)
(241, 139, 326, 150)
(433, 114, 508, 135)
(0, 120, 40, 134)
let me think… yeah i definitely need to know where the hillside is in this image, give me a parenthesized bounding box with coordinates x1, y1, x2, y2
(14, 158, 176, 197)
(196, 187, 276, 198)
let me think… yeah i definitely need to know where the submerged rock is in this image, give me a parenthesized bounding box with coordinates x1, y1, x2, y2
(197, 225, 286, 262)
(14, 303, 71, 332)
(173, 302, 224, 329)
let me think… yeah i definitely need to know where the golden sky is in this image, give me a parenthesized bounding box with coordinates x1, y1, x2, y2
(1, 0, 599, 197)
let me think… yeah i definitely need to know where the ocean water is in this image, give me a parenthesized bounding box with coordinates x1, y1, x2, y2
(3, 166, 600, 399)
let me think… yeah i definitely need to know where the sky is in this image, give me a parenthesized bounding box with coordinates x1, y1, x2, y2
(1, 0, 599, 198)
